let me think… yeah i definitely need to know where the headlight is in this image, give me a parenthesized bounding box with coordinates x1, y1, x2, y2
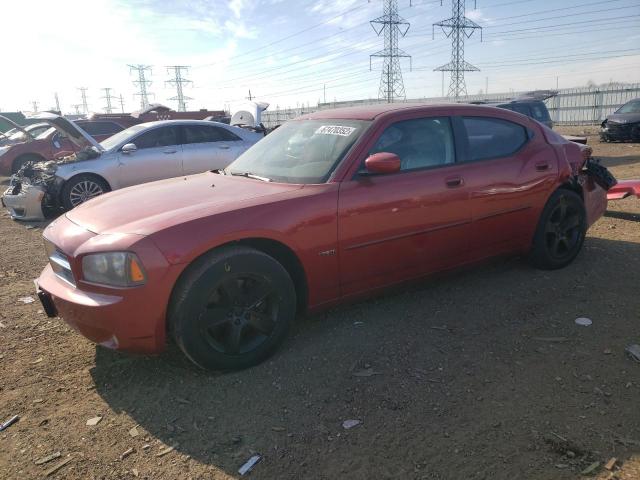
(0, 146, 10, 156)
(82, 252, 146, 287)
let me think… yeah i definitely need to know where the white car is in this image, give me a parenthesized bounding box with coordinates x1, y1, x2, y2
(2, 114, 263, 220)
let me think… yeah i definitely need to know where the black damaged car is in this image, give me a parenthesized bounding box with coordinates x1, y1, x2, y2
(600, 98, 640, 143)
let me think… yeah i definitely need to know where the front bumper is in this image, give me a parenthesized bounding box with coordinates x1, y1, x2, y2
(37, 264, 166, 353)
(2, 183, 46, 221)
(600, 122, 640, 142)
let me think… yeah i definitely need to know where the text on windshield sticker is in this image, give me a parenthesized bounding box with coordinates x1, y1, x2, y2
(315, 125, 356, 136)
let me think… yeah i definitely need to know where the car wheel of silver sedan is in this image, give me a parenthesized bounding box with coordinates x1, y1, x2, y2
(61, 174, 111, 210)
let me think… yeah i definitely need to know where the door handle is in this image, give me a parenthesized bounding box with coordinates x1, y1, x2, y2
(445, 176, 464, 188)
(218, 145, 230, 150)
(535, 162, 549, 171)
(163, 149, 177, 154)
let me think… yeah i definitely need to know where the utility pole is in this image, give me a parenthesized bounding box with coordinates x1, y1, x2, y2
(72, 104, 82, 115)
(166, 65, 193, 112)
(433, 0, 482, 100)
(119, 94, 125, 113)
(129, 64, 153, 109)
(101, 88, 115, 113)
(54, 92, 61, 112)
(77, 87, 89, 114)
(370, 0, 412, 103)
(323, 84, 326, 104)
(246, 89, 253, 101)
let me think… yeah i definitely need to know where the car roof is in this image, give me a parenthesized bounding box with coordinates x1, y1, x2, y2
(300, 103, 523, 121)
(134, 119, 230, 128)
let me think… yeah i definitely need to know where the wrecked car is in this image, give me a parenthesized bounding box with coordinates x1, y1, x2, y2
(0, 116, 50, 147)
(600, 98, 640, 142)
(2, 115, 263, 220)
(36, 104, 613, 371)
(0, 116, 125, 175)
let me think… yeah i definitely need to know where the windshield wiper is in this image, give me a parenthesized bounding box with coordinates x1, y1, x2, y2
(230, 171, 272, 182)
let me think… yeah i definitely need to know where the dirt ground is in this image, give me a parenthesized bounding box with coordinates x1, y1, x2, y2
(1, 127, 639, 480)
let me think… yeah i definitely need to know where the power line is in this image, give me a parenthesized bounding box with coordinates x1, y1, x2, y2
(166, 66, 193, 112)
(434, 0, 483, 99)
(370, 0, 413, 102)
(129, 64, 153, 109)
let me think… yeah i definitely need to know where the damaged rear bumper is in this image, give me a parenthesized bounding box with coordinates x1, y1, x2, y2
(2, 183, 46, 221)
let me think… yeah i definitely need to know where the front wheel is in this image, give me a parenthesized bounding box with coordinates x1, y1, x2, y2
(169, 246, 296, 371)
(529, 189, 587, 270)
(61, 174, 110, 210)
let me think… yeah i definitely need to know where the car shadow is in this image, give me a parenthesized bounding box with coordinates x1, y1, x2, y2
(598, 155, 640, 168)
(90, 236, 640, 479)
(605, 209, 640, 222)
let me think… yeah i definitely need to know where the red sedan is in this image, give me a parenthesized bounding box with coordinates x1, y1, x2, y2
(37, 104, 609, 370)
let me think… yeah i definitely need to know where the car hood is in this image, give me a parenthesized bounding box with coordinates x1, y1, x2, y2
(32, 113, 105, 151)
(65, 172, 304, 236)
(606, 113, 640, 124)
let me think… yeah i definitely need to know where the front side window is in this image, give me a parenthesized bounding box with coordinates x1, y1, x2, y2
(463, 117, 528, 162)
(133, 127, 179, 150)
(369, 117, 455, 170)
(226, 119, 370, 184)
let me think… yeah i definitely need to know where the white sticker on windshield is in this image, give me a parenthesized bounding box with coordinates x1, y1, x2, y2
(315, 125, 356, 136)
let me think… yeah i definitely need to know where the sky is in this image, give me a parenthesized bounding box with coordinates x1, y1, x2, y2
(1, 0, 639, 114)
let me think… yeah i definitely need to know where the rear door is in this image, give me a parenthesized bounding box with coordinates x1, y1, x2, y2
(181, 124, 245, 174)
(457, 115, 558, 258)
(338, 115, 471, 297)
(116, 125, 184, 188)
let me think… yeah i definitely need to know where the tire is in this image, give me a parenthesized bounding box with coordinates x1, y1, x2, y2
(529, 189, 587, 270)
(61, 174, 110, 210)
(12, 154, 43, 174)
(169, 246, 296, 371)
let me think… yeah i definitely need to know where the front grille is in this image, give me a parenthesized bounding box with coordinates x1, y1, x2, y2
(44, 239, 75, 286)
(607, 122, 633, 134)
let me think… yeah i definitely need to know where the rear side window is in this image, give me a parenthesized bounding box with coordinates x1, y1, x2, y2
(183, 125, 240, 144)
(463, 117, 528, 161)
(511, 104, 530, 116)
(80, 121, 124, 136)
(530, 102, 551, 121)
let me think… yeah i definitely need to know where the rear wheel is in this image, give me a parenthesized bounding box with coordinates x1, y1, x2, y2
(169, 246, 296, 371)
(529, 189, 587, 270)
(61, 174, 110, 210)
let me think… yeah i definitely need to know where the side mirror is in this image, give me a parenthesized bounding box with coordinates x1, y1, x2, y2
(121, 143, 137, 154)
(363, 152, 401, 175)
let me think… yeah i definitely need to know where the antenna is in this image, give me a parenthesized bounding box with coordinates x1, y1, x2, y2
(370, 0, 412, 103)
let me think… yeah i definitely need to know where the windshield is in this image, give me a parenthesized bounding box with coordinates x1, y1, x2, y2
(616, 100, 640, 114)
(225, 119, 370, 183)
(100, 124, 148, 151)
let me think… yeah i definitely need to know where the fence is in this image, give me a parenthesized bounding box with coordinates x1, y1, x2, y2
(261, 84, 640, 128)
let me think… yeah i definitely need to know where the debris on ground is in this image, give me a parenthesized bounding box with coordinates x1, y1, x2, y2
(532, 336, 569, 343)
(86, 416, 102, 426)
(271, 426, 285, 432)
(604, 457, 618, 470)
(625, 344, 640, 362)
(35, 452, 62, 465)
(575, 317, 593, 326)
(18, 296, 35, 304)
(238, 454, 262, 476)
(121, 447, 135, 460)
(44, 457, 72, 477)
(132, 468, 139, 477)
(580, 460, 601, 475)
(0, 415, 19, 431)
(156, 444, 177, 457)
(342, 419, 362, 429)
(128, 426, 140, 437)
(543, 432, 586, 456)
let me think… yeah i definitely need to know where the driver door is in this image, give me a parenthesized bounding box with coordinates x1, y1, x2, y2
(116, 125, 184, 188)
(337, 116, 471, 297)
